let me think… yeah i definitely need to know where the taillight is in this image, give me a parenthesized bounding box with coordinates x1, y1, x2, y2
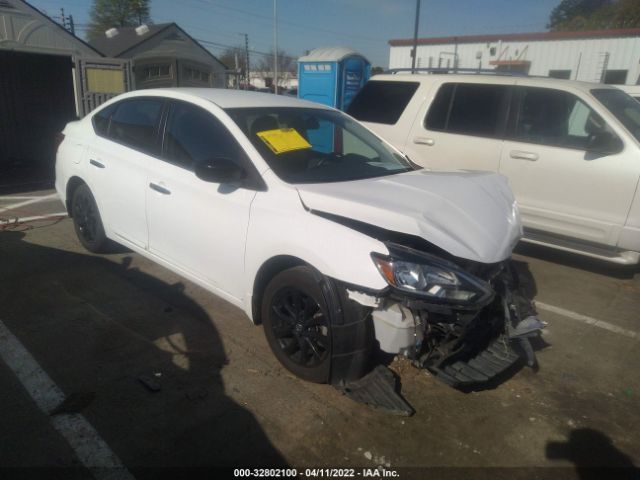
(54, 132, 65, 154)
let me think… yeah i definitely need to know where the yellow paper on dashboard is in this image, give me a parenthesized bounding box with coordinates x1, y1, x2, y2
(256, 128, 312, 155)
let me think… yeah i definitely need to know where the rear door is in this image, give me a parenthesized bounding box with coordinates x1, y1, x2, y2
(146, 100, 258, 299)
(405, 80, 513, 171)
(500, 85, 640, 246)
(85, 97, 164, 249)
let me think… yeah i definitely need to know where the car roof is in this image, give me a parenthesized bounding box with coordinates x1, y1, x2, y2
(113, 87, 333, 110)
(367, 73, 621, 94)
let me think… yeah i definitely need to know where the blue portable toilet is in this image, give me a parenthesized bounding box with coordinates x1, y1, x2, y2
(298, 47, 371, 111)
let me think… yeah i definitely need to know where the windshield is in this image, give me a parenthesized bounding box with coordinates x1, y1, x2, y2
(225, 107, 415, 184)
(591, 88, 640, 143)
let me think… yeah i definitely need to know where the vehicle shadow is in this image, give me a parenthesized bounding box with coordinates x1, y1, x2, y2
(0, 231, 287, 473)
(546, 428, 639, 480)
(514, 242, 640, 280)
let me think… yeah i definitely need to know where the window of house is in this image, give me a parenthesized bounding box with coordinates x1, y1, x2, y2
(109, 98, 163, 154)
(512, 87, 620, 150)
(142, 64, 171, 80)
(425, 83, 510, 138)
(603, 70, 628, 85)
(548, 69, 571, 80)
(346, 81, 420, 125)
(184, 66, 210, 82)
(163, 101, 241, 169)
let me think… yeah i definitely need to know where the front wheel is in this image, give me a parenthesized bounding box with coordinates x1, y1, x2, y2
(262, 266, 373, 384)
(71, 183, 108, 253)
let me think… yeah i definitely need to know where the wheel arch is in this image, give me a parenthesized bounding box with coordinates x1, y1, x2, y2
(65, 176, 87, 217)
(251, 255, 309, 325)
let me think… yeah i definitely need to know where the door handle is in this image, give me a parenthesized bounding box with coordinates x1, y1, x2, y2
(413, 136, 435, 146)
(89, 159, 105, 169)
(510, 150, 539, 161)
(149, 183, 171, 195)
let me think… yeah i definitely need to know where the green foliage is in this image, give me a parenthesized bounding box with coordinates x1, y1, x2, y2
(88, 0, 151, 40)
(548, 0, 640, 30)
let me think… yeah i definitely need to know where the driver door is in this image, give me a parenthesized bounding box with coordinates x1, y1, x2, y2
(146, 100, 258, 299)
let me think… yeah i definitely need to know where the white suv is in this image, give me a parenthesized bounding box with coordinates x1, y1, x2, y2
(56, 88, 541, 389)
(348, 74, 640, 265)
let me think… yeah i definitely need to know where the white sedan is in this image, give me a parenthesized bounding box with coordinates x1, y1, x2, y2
(55, 88, 541, 388)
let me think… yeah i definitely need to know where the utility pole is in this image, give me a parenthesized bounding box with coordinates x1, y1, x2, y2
(273, 0, 279, 95)
(244, 33, 250, 89)
(411, 0, 421, 73)
(68, 15, 75, 36)
(234, 52, 240, 89)
(60, 7, 66, 29)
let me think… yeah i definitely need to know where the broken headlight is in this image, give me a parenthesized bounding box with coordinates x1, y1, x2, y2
(371, 245, 493, 306)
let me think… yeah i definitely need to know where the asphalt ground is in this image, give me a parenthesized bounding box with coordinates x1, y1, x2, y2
(0, 191, 638, 480)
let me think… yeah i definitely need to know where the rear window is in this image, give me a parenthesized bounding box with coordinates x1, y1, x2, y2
(425, 83, 510, 138)
(347, 81, 419, 125)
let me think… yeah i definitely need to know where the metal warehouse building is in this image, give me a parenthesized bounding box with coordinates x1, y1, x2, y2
(388, 29, 640, 85)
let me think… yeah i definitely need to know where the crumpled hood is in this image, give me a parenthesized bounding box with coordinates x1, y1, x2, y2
(296, 169, 522, 264)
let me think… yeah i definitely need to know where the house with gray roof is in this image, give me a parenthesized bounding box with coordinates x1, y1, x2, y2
(89, 23, 228, 89)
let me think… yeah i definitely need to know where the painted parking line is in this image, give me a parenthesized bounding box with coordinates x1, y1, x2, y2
(0, 193, 60, 214)
(536, 301, 638, 339)
(0, 212, 68, 225)
(0, 320, 135, 480)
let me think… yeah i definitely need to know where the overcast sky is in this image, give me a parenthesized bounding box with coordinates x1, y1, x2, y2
(30, 0, 561, 67)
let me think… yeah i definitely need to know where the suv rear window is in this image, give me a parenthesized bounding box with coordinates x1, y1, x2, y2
(425, 83, 510, 138)
(347, 81, 419, 125)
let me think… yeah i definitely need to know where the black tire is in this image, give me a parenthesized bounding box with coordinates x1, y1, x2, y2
(71, 183, 108, 253)
(262, 266, 373, 384)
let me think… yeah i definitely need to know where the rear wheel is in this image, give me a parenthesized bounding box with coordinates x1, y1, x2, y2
(71, 183, 108, 253)
(262, 266, 373, 384)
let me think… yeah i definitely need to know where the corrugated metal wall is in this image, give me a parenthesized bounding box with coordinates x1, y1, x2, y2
(389, 36, 640, 84)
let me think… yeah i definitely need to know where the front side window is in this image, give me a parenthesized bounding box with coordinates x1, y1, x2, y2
(347, 81, 419, 125)
(513, 87, 620, 150)
(425, 83, 509, 138)
(163, 101, 242, 169)
(227, 107, 414, 184)
(109, 98, 163, 154)
(592, 88, 640, 143)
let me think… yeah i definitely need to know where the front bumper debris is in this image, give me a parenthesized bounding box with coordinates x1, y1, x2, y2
(364, 259, 546, 389)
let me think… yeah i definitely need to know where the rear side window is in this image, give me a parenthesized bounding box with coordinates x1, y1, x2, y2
(425, 83, 510, 138)
(512, 87, 621, 150)
(92, 103, 117, 137)
(347, 81, 419, 125)
(109, 98, 163, 154)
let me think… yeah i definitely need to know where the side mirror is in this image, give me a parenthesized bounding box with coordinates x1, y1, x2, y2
(194, 157, 246, 183)
(587, 131, 623, 156)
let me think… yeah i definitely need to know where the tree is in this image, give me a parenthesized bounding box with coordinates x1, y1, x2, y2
(88, 0, 151, 40)
(256, 48, 297, 89)
(256, 48, 296, 75)
(219, 46, 247, 73)
(370, 66, 384, 76)
(548, 0, 640, 30)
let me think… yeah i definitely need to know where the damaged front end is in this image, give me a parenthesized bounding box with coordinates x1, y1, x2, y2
(355, 243, 545, 388)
